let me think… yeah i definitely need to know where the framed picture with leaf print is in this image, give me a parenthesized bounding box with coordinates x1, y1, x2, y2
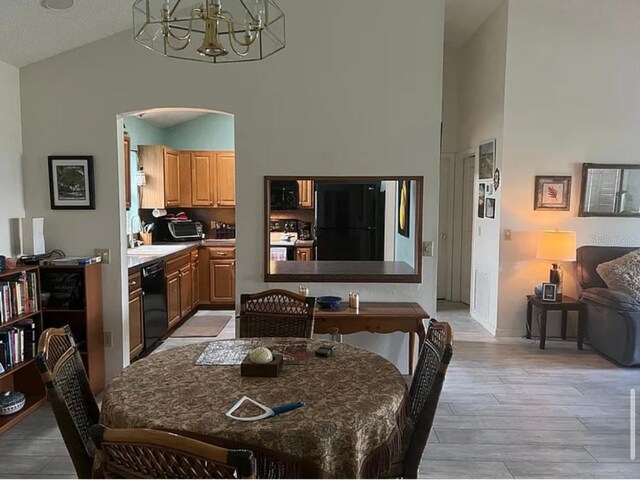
(534, 176, 571, 211)
(48, 156, 96, 210)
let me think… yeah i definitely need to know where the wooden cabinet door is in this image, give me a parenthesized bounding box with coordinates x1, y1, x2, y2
(178, 152, 192, 207)
(215, 152, 236, 207)
(124, 134, 131, 210)
(180, 265, 192, 318)
(191, 251, 200, 309)
(128, 288, 143, 359)
(210, 260, 235, 303)
(297, 180, 314, 208)
(191, 152, 215, 206)
(164, 148, 181, 207)
(166, 271, 181, 328)
(296, 247, 312, 262)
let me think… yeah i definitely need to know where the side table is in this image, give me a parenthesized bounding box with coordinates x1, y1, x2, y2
(526, 295, 585, 350)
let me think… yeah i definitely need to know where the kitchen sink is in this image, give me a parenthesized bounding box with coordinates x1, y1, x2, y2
(127, 245, 187, 256)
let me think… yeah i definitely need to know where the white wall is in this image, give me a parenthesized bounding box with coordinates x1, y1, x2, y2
(441, 45, 459, 155)
(0, 60, 24, 257)
(20, 0, 445, 379)
(497, 0, 640, 336)
(454, 0, 508, 334)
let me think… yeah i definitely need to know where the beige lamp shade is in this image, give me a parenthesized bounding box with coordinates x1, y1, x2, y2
(537, 230, 577, 262)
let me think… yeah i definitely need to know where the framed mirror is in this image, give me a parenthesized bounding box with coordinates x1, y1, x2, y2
(264, 176, 423, 283)
(579, 163, 640, 217)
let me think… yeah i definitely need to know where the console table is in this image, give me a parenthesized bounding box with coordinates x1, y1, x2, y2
(314, 302, 429, 374)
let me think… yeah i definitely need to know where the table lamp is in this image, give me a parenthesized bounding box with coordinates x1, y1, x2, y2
(536, 230, 577, 301)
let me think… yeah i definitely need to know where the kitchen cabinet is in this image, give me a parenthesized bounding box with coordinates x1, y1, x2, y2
(215, 152, 236, 207)
(209, 247, 236, 304)
(296, 247, 313, 262)
(297, 180, 314, 208)
(179, 264, 192, 318)
(139, 145, 182, 209)
(166, 270, 181, 329)
(191, 250, 200, 309)
(190, 151, 215, 206)
(128, 272, 143, 360)
(178, 152, 192, 207)
(124, 134, 131, 211)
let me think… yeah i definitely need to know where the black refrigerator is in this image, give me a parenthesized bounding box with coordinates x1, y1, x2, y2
(315, 182, 385, 261)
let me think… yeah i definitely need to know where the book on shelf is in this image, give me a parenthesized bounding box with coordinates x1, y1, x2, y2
(0, 271, 39, 324)
(0, 320, 36, 371)
(45, 256, 101, 266)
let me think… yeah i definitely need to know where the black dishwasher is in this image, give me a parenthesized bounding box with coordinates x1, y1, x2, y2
(141, 262, 168, 351)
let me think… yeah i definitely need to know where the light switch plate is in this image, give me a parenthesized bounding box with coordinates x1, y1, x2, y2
(423, 241, 434, 257)
(95, 248, 110, 264)
(504, 229, 512, 241)
(104, 331, 112, 348)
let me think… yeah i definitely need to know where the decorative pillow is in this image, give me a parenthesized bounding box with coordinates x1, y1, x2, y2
(596, 249, 640, 301)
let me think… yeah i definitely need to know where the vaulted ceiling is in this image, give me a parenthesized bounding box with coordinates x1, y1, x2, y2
(0, 0, 503, 68)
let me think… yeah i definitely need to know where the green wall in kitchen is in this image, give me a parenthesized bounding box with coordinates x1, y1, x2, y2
(164, 113, 235, 151)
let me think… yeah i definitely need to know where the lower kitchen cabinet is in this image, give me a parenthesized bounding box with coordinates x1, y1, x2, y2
(128, 272, 144, 360)
(166, 270, 181, 329)
(296, 247, 313, 261)
(210, 260, 235, 303)
(191, 250, 200, 308)
(180, 264, 192, 318)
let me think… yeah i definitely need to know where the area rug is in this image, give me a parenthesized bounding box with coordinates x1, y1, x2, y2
(172, 314, 232, 337)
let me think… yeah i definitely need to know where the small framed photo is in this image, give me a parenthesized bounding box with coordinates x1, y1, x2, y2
(485, 197, 496, 219)
(534, 176, 571, 211)
(477, 183, 486, 218)
(542, 283, 557, 302)
(479, 140, 496, 180)
(486, 183, 494, 196)
(48, 156, 96, 210)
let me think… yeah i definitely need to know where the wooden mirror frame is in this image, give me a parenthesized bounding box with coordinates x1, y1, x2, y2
(579, 163, 640, 218)
(264, 176, 424, 283)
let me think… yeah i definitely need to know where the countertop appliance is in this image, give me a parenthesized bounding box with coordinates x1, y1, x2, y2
(141, 262, 168, 351)
(270, 181, 299, 210)
(315, 182, 385, 261)
(158, 220, 204, 242)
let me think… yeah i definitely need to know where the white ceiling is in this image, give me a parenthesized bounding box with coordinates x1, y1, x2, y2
(445, 0, 504, 47)
(0, 0, 504, 68)
(129, 108, 213, 129)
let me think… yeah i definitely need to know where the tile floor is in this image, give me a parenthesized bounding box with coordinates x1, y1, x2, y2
(1, 304, 639, 478)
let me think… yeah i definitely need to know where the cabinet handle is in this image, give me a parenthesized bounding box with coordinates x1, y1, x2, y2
(217, 201, 221, 206)
(129, 281, 137, 286)
(209, 201, 213, 205)
(216, 252, 227, 256)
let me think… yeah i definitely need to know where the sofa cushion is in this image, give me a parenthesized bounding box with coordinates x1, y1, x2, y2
(581, 287, 640, 312)
(596, 249, 640, 301)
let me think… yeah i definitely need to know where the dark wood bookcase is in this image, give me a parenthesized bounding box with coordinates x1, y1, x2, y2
(0, 266, 46, 435)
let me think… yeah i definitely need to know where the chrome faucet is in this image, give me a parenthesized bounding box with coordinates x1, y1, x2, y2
(129, 214, 142, 249)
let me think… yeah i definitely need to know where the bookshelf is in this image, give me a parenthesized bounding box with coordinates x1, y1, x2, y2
(40, 263, 104, 395)
(0, 266, 46, 435)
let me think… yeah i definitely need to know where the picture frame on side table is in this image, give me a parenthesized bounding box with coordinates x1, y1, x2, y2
(479, 140, 496, 180)
(542, 283, 557, 302)
(48, 156, 96, 210)
(534, 176, 571, 211)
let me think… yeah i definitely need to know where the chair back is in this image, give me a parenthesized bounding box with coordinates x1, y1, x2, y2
(90, 424, 256, 479)
(403, 320, 453, 478)
(36, 326, 100, 479)
(239, 289, 316, 338)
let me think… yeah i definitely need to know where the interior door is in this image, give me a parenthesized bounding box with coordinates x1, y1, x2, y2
(460, 155, 475, 305)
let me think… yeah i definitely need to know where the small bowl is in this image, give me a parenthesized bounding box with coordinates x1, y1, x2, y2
(317, 296, 342, 310)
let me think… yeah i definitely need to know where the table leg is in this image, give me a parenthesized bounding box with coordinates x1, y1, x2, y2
(577, 307, 584, 350)
(540, 310, 547, 350)
(409, 331, 415, 376)
(561, 311, 568, 340)
(526, 300, 533, 339)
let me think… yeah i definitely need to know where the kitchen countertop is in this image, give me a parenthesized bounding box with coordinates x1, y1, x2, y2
(267, 260, 418, 282)
(128, 239, 235, 271)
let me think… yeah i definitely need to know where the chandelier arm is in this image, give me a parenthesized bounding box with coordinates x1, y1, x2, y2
(227, 37, 251, 56)
(163, 7, 201, 44)
(226, 18, 259, 48)
(165, 34, 191, 51)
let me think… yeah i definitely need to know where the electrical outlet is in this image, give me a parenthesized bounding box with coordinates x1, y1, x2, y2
(104, 331, 112, 348)
(504, 229, 512, 241)
(422, 241, 434, 257)
(95, 248, 110, 264)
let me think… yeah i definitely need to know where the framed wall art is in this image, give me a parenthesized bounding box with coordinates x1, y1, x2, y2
(48, 156, 96, 210)
(534, 176, 571, 211)
(397, 179, 411, 238)
(477, 183, 486, 218)
(479, 140, 496, 180)
(485, 197, 496, 219)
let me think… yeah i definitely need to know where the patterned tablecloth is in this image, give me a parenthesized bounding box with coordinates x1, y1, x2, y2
(101, 339, 408, 479)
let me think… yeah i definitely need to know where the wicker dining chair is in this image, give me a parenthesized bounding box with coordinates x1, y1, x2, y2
(239, 289, 316, 338)
(35, 326, 100, 479)
(90, 424, 256, 479)
(383, 320, 454, 479)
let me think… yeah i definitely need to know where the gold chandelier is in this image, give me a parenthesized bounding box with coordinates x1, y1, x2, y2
(133, 0, 285, 63)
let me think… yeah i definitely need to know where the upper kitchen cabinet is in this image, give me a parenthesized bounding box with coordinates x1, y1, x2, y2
(124, 134, 131, 210)
(215, 152, 236, 207)
(297, 180, 314, 209)
(139, 145, 186, 209)
(190, 151, 215, 206)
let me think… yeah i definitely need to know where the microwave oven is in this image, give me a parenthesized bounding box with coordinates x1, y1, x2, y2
(270, 181, 299, 210)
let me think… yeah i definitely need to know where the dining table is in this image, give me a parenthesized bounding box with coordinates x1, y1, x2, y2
(100, 338, 408, 479)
